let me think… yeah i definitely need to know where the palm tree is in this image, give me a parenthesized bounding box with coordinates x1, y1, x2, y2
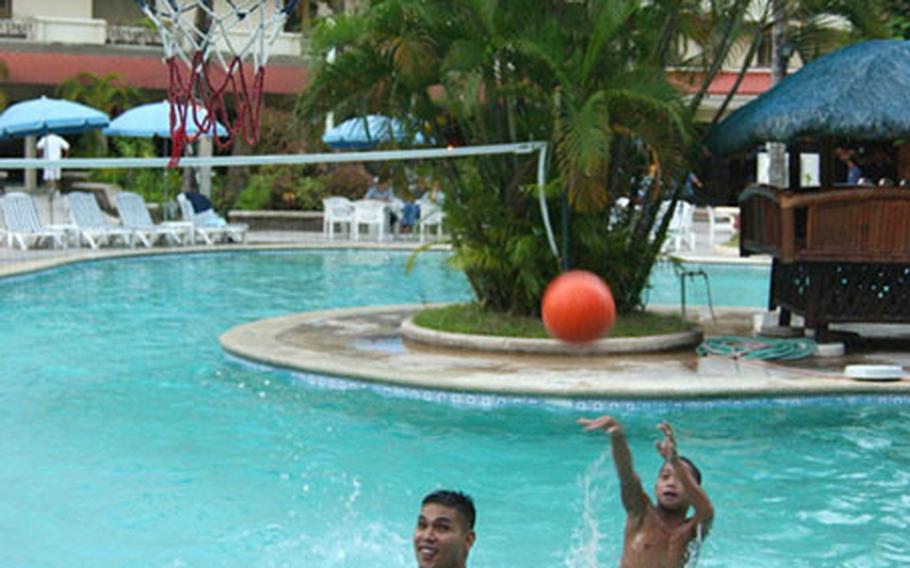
(301, 0, 692, 314)
(0, 58, 9, 112)
(56, 72, 140, 156)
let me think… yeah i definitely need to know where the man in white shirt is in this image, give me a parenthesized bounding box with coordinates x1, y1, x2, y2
(36, 133, 70, 190)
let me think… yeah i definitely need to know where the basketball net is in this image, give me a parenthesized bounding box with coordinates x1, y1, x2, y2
(136, 0, 299, 166)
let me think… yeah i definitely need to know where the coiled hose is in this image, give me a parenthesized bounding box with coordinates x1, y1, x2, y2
(696, 336, 817, 360)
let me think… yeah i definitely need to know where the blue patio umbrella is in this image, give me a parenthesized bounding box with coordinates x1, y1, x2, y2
(104, 100, 227, 138)
(322, 114, 425, 149)
(104, 101, 227, 221)
(0, 95, 109, 137)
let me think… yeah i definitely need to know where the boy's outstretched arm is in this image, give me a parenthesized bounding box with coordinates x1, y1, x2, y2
(656, 422, 714, 536)
(579, 415, 648, 518)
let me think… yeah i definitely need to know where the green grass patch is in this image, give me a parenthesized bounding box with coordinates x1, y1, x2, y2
(412, 303, 693, 339)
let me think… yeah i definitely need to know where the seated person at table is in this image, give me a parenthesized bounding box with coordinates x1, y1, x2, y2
(421, 179, 445, 206)
(399, 178, 428, 234)
(365, 177, 399, 229)
(366, 177, 395, 201)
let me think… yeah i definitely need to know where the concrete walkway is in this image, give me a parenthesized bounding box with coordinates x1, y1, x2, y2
(3, 197, 909, 399)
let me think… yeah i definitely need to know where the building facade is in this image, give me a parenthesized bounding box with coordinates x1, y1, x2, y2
(0, 0, 308, 101)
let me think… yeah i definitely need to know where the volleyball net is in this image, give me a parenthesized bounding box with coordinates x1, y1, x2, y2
(1, 142, 559, 260)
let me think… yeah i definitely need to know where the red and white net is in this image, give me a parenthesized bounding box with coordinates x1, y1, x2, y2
(136, 0, 299, 165)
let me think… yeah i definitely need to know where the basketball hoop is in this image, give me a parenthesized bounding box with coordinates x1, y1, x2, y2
(135, 0, 299, 166)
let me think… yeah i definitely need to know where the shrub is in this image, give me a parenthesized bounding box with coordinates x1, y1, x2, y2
(322, 163, 373, 200)
(234, 166, 329, 210)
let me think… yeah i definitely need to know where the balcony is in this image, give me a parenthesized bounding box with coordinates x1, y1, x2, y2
(0, 16, 304, 58)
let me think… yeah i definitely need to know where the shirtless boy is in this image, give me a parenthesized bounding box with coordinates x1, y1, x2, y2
(578, 416, 714, 568)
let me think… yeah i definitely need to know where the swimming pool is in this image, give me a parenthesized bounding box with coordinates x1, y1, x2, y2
(646, 260, 770, 308)
(1, 250, 908, 567)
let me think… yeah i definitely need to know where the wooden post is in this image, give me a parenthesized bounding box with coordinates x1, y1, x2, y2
(820, 138, 836, 187)
(788, 142, 801, 190)
(25, 135, 37, 191)
(897, 141, 910, 182)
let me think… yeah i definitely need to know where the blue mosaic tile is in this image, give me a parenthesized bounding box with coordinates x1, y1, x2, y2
(225, 353, 910, 411)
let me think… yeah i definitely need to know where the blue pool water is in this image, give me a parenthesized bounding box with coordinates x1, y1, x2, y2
(1, 250, 908, 567)
(646, 260, 770, 308)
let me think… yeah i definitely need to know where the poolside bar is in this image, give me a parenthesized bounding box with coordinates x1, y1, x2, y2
(740, 184, 910, 336)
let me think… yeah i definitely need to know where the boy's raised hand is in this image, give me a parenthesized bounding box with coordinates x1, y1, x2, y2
(655, 421, 678, 460)
(578, 415, 624, 435)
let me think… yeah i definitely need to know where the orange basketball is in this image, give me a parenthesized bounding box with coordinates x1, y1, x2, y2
(542, 270, 616, 343)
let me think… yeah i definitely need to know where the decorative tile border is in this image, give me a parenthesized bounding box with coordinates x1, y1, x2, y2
(225, 353, 910, 411)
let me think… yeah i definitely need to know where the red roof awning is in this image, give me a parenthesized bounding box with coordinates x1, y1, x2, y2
(0, 49, 307, 95)
(669, 69, 772, 97)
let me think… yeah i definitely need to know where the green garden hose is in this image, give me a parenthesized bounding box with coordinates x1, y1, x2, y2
(696, 336, 817, 360)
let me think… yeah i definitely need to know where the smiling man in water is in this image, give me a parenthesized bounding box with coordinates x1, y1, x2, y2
(414, 490, 476, 568)
(578, 416, 714, 568)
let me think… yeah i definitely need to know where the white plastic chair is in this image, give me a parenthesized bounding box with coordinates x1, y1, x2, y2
(352, 199, 389, 241)
(418, 202, 446, 242)
(0, 192, 67, 250)
(707, 205, 738, 247)
(177, 193, 248, 245)
(652, 200, 695, 252)
(322, 196, 355, 240)
(664, 201, 696, 252)
(65, 191, 133, 249)
(115, 191, 188, 247)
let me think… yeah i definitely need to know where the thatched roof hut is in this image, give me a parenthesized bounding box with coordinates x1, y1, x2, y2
(708, 40, 910, 156)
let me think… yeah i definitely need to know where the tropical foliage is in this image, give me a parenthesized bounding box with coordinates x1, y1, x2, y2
(300, 0, 692, 315)
(56, 72, 140, 156)
(299, 0, 890, 316)
(0, 59, 9, 112)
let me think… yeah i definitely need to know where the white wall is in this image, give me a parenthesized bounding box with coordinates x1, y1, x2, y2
(757, 152, 820, 187)
(14, 0, 92, 19)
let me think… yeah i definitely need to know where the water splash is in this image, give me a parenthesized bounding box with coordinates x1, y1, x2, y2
(683, 522, 704, 568)
(564, 451, 613, 568)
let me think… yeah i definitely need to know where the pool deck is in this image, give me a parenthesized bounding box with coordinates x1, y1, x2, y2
(4, 215, 910, 400)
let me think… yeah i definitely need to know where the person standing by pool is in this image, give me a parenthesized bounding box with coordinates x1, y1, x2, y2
(414, 490, 476, 568)
(578, 415, 714, 568)
(36, 132, 70, 191)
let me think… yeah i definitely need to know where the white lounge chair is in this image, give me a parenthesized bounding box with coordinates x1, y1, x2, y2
(322, 196, 355, 240)
(176, 193, 247, 245)
(418, 202, 446, 242)
(115, 191, 189, 247)
(0, 192, 67, 250)
(65, 191, 134, 249)
(352, 199, 390, 241)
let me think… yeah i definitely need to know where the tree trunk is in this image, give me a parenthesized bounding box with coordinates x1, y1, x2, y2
(768, 0, 789, 188)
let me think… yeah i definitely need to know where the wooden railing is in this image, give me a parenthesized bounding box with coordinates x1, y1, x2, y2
(740, 184, 910, 263)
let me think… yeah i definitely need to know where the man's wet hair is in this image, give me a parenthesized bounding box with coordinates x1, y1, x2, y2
(422, 490, 476, 529)
(678, 456, 702, 484)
